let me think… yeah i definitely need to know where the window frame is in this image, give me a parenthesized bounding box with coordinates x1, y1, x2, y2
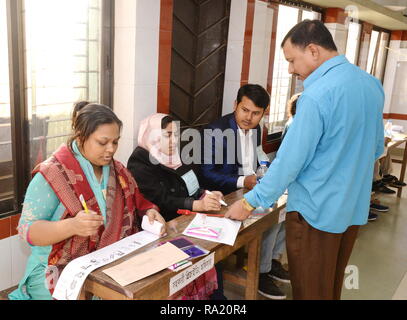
(1, 0, 114, 218)
(344, 18, 362, 65)
(370, 26, 391, 83)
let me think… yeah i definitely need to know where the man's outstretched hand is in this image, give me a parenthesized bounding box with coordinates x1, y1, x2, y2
(224, 199, 253, 221)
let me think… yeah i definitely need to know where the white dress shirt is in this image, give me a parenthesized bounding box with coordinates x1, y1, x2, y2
(236, 127, 255, 188)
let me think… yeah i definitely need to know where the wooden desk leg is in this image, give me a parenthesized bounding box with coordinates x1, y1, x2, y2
(397, 142, 407, 198)
(78, 288, 93, 300)
(245, 237, 261, 300)
(235, 246, 246, 269)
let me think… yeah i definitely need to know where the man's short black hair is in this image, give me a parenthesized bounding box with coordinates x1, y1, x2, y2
(236, 84, 270, 110)
(281, 19, 337, 52)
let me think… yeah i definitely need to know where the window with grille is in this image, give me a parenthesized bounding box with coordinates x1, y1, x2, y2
(0, 0, 113, 217)
(345, 21, 361, 65)
(0, 0, 14, 214)
(267, 4, 321, 134)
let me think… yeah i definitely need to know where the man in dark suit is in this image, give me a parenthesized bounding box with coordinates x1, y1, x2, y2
(199, 84, 290, 300)
(200, 84, 268, 195)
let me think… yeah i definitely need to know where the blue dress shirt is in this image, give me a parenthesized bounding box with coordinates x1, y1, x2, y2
(245, 55, 385, 233)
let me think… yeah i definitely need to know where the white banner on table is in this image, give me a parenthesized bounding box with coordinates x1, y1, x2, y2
(52, 231, 160, 300)
(169, 252, 215, 296)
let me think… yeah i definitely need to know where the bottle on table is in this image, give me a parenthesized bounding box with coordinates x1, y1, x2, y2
(256, 160, 269, 183)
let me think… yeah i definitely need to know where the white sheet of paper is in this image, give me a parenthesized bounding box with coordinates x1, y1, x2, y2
(182, 214, 241, 246)
(102, 242, 190, 287)
(141, 215, 163, 235)
(52, 231, 160, 300)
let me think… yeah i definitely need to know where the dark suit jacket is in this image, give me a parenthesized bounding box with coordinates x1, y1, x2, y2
(199, 113, 261, 195)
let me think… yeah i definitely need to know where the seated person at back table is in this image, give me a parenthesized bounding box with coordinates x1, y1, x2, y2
(127, 113, 226, 300)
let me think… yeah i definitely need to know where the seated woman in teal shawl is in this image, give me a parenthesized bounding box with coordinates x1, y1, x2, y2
(9, 102, 166, 300)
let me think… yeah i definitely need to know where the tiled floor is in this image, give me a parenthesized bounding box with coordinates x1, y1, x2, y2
(224, 155, 407, 300)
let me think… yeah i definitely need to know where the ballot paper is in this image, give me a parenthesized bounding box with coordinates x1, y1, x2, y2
(103, 242, 190, 287)
(141, 215, 163, 235)
(52, 229, 160, 300)
(183, 214, 241, 246)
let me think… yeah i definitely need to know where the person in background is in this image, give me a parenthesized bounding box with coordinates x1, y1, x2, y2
(369, 129, 406, 220)
(9, 102, 165, 300)
(372, 133, 406, 193)
(200, 84, 290, 300)
(127, 113, 225, 300)
(281, 93, 301, 140)
(225, 20, 385, 300)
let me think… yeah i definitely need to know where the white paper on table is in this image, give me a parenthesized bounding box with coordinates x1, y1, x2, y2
(392, 133, 407, 141)
(52, 230, 160, 300)
(182, 214, 241, 246)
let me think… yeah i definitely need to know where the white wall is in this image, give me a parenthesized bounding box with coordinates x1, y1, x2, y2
(383, 38, 407, 133)
(0, 235, 31, 291)
(248, 1, 273, 88)
(390, 61, 407, 116)
(114, 0, 161, 164)
(325, 22, 348, 55)
(383, 39, 400, 114)
(222, 0, 247, 115)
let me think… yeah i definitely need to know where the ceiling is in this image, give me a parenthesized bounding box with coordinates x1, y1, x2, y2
(302, 0, 407, 30)
(371, 0, 407, 12)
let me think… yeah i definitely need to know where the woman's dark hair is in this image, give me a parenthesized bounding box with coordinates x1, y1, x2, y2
(161, 115, 175, 129)
(71, 100, 89, 129)
(68, 101, 123, 149)
(281, 19, 337, 52)
(236, 84, 270, 110)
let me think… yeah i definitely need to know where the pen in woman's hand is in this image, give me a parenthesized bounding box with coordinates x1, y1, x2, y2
(205, 190, 227, 206)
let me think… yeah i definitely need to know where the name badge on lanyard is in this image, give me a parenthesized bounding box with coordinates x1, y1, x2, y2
(181, 170, 200, 196)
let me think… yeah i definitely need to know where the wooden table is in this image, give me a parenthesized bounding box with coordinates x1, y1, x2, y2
(79, 189, 286, 300)
(387, 135, 407, 198)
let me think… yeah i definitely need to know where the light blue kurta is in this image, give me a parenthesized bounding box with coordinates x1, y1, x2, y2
(9, 141, 110, 300)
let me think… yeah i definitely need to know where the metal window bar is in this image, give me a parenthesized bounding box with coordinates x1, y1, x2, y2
(5, 0, 29, 216)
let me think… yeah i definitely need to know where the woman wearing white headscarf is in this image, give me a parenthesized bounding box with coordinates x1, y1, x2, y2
(127, 113, 227, 300)
(128, 113, 223, 221)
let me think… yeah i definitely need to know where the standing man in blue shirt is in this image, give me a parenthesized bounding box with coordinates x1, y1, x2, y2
(225, 20, 384, 300)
